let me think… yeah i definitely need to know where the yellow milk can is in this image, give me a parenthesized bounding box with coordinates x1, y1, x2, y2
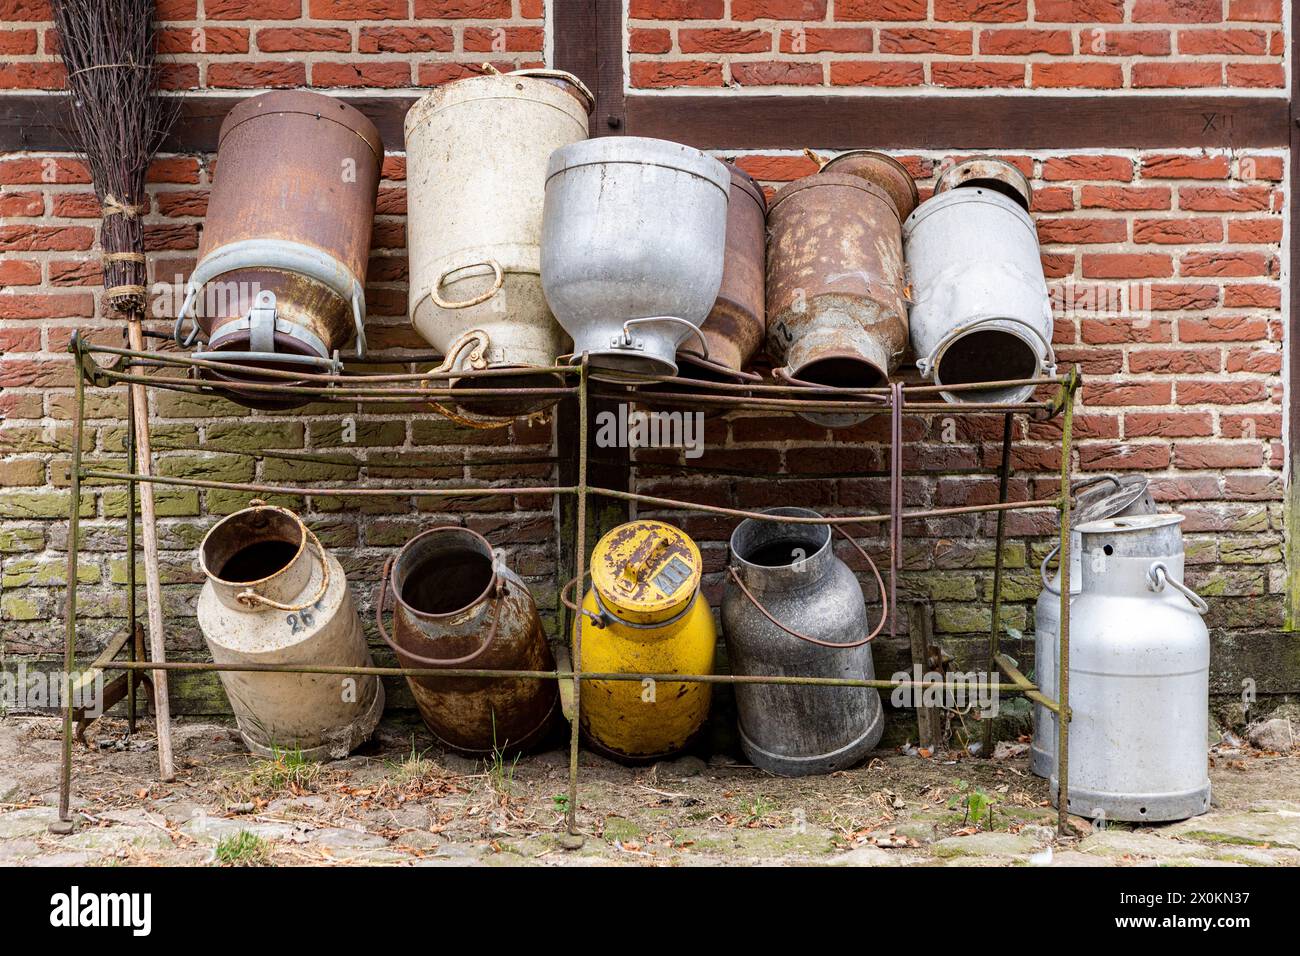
(573, 520, 716, 761)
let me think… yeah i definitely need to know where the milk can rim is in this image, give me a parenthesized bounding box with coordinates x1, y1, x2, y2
(728, 506, 833, 572)
(389, 525, 498, 621)
(1076, 513, 1185, 535)
(198, 503, 308, 588)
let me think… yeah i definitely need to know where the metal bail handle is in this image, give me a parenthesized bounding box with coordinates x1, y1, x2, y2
(728, 525, 889, 649)
(235, 524, 331, 612)
(430, 258, 504, 311)
(1147, 562, 1209, 615)
(374, 554, 507, 667)
(615, 316, 710, 361)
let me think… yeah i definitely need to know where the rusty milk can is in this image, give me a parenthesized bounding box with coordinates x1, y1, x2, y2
(819, 151, 919, 219)
(196, 503, 384, 760)
(405, 70, 591, 416)
(175, 91, 382, 408)
(765, 173, 909, 401)
(673, 163, 767, 384)
(376, 527, 557, 755)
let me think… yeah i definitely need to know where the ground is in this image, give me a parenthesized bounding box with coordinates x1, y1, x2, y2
(0, 715, 1297, 867)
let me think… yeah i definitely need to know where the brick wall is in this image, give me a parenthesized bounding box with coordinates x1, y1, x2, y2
(628, 0, 1286, 90)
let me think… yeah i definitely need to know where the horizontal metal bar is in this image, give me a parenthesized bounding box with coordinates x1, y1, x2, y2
(77, 470, 574, 498)
(994, 653, 1062, 715)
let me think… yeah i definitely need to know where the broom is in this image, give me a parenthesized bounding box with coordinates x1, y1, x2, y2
(51, 0, 178, 781)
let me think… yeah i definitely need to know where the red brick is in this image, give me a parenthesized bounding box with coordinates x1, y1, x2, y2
(1227, 218, 1283, 243)
(879, 28, 973, 54)
(1085, 381, 1173, 405)
(155, 0, 198, 16)
(629, 0, 726, 17)
(1174, 443, 1264, 468)
(1238, 155, 1283, 181)
(1126, 412, 1213, 437)
(1080, 319, 1173, 343)
(1132, 218, 1223, 243)
(1176, 380, 1269, 404)
(830, 61, 925, 86)
(0, 0, 50, 20)
(1180, 251, 1273, 278)
(0, 61, 63, 89)
(156, 64, 200, 90)
(1080, 443, 1171, 471)
(1030, 187, 1075, 213)
(417, 63, 482, 86)
(732, 61, 824, 85)
(0, 27, 36, 53)
(780, 27, 873, 52)
(1221, 413, 1280, 439)
(1081, 185, 1172, 210)
(47, 259, 101, 286)
(0, 292, 94, 319)
(158, 26, 248, 54)
(0, 190, 42, 216)
(1222, 284, 1279, 308)
(1177, 28, 1268, 54)
(414, 0, 512, 13)
(732, 154, 820, 181)
(631, 61, 724, 88)
(1148, 283, 1220, 310)
(1226, 0, 1280, 20)
(1031, 61, 1122, 88)
(1042, 155, 1133, 181)
(1221, 475, 1281, 499)
(1179, 185, 1272, 211)
(206, 0, 301, 17)
(1035, 0, 1123, 21)
(1132, 0, 1222, 21)
(1225, 348, 1282, 374)
(629, 28, 672, 54)
(731, 0, 828, 19)
(207, 61, 305, 88)
(1036, 218, 1128, 244)
(980, 29, 1072, 54)
(1082, 253, 1174, 279)
(1141, 154, 1231, 179)
(1128, 348, 1220, 373)
(934, 0, 1026, 21)
(259, 28, 353, 53)
(932, 62, 1025, 87)
(1132, 62, 1222, 87)
(679, 28, 772, 53)
(148, 157, 201, 185)
(156, 191, 209, 218)
(0, 224, 93, 251)
(520, 0, 543, 15)
(836, 0, 926, 16)
(312, 61, 411, 88)
(309, 0, 408, 17)
(1226, 63, 1285, 87)
(0, 259, 39, 285)
(51, 193, 101, 218)
(1078, 28, 1171, 55)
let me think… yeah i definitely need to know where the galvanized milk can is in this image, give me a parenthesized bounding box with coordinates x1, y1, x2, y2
(176, 91, 382, 408)
(1031, 474, 1157, 778)
(1050, 514, 1211, 823)
(674, 163, 767, 384)
(819, 150, 919, 219)
(196, 503, 384, 759)
(376, 527, 557, 755)
(405, 69, 591, 415)
(570, 520, 716, 760)
(903, 173, 1055, 406)
(541, 137, 730, 383)
(721, 508, 885, 775)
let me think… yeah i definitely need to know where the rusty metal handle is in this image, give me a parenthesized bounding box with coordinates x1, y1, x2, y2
(727, 526, 889, 648)
(373, 555, 506, 667)
(559, 571, 606, 629)
(430, 258, 504, 310)
(236, 526, 330, 612)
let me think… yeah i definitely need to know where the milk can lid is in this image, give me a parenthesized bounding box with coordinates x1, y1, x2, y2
(590, 520, 702, 624)
(1071, 474, 1154, 525)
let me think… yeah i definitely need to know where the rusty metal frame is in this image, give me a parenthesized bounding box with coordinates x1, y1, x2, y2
(57, 333, 1080, 838)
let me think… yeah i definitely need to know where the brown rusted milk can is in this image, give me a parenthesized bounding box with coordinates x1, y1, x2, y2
(178, 91, 382, 408)
(376, 527, 558, 755)
(765, 172, 909, 396)
(818, 151, 919, 219)
(674, 163, 767, 384)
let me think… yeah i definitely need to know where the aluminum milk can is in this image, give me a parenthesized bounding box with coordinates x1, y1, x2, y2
(572, 520, 716, 760)
(1050, 513, 1211, 823)
(1032, 474, 1158, 778)
(722, 508, 885, 775)
(376, 527, 557, 755)
(177, 91, 382, 409)
(903, 179, 1056, 406)
(405, 70, 591, 416)
(933, 157, 1033, 211)
(541, 136, 730, 383)
(674, 162, 767, 384)
(196, 503, 384, 760)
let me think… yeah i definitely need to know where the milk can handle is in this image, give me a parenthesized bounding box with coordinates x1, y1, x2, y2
(430, 258, 504, 311)
(1040, 543, 1061, 595)
(727, 526, 889, 648)
(235, 526, 331, 612)
(373, 555, 506, 666)
(1147, 562, 1209, 615)
(559, 571, 606, 629)
(622, 316, 710, 362)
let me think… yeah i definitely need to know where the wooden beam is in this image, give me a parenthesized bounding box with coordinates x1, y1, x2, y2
(5, 91, 1288, 153)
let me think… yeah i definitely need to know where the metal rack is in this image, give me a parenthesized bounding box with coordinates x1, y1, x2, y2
(57, 331, 1081, 839)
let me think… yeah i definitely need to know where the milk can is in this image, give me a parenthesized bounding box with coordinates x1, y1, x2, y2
(1031, 475, 1158, 778)
(376, 527, 557, 755)
(903, 183, 1055, 405)
(196, 503, 384, 760)
(541, 137, 730, 383)
(569, 520, 716, 760)
(1050, 514, 1211, 823)
(674, 163, 767, 384)
(766, 173, 909, 392)
(175, 91, 382, 409)
(405, 70, 591, 416)
(721, 508, 885, 775)
(819, 150, 919, 218)
(933, 156, 1032, 211)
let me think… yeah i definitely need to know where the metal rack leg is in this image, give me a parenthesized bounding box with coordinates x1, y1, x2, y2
(125, 371, 138, 734)
(983, 413, 1014, 757)
(1056, 387, 1075, 836)
(57, 352, 86, 826)
(566, 359, 589, 840)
